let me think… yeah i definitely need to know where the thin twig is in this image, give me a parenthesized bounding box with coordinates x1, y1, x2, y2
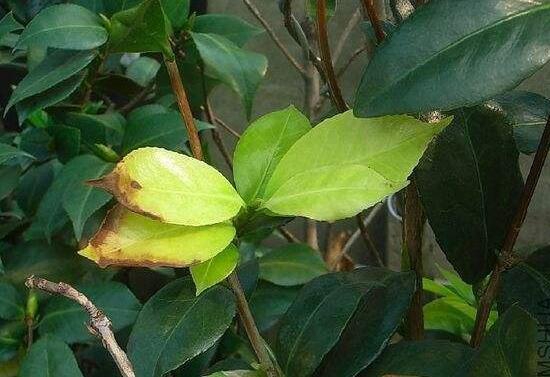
(471, 116, 550, 347)
(25, 277, 135, 377)
(120, 83, 155, 115)
(332, 7, 362, 64)
(164, 58, 204, 160)
(214, 116, 241, 138)
(356, 212, 384, 266)
(242, 0, 306, 76)
(342, 203, 383, 254)
(336, 45, 368, 77)
(316, 0, 348, 112)
(278, 227, 301, 243)
(361, 0, 385, 44)
(204, 100, 233, 170)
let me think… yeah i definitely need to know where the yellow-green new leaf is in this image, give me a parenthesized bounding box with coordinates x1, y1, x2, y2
(89, 147, 244, 226)
(191, 244, 239, 295)
(79, 205, 236, 268)
(262, 111, 451, 221)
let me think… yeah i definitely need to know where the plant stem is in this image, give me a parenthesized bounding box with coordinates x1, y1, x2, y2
(361, 0, 385, 44)
(227, 273, 278, 377)
(402, 180, 425, 340)
(356, 212, 384, 267)
(316, 0, 348, 112)
(471, 116, 550, 347)
(164, 58, 203, 161)
(26, 277, 136, 377)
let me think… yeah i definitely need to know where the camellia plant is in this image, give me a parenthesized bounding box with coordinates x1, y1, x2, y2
(0, 0, 549, 377)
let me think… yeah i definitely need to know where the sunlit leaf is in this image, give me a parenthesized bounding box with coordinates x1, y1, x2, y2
(191, 243, 239, 295)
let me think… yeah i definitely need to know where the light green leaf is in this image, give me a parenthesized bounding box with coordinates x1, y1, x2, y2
(19, 337, 84, 377)
(16, 4, 108, 50)
(0, 282, 25, 320)
(234, 105, 311, 204)
(6, 50, 96, 112)
(121, 110, 213, 154)
(259, 243, 327, 286)
(61, 155, 113, 240)
(128, 277, 236, 377)
(0, 143, 35, 165)
(160, 0, 190, 30)
(191, 243, 239, 295)
(262, 111, 451, 221)
(0, 12, 23, 41)
(109, 0, 172, 56)
(16, 71, 86, 123)
(191, 32, 267, 118)
(126, 56, 161, 87)
(79, 205, 236, 268)
(89, 147, 244, 226)
(193, 14, 263, 47)
(354, 0, 550, 117)
(38, 281, 141, 343)
(437, 266, 475, 306)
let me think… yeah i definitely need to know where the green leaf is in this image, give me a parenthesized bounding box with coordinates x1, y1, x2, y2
(362, 340, 475, 377)
(79, 205, 236, 268)
(0, 282, 25, 320)
(233, 105, 311, 204)
(461, 306, 536, 377)
(16, 160, 57, 215)
(19, 337, 83, 377)
(0, 165, 21, 200)
(126, 56, 161, 87)
(498, 245, 550, 324)
(484, 90, 550, 154)
(89, 147, 244, 226)
(109, 0, 172, 56)
(191, 244, 239, 295)
(259, 244, 327, 286)
(306, 0, 337, 20)
(193, 14, 263, 47)
(0, 12, 23, 41)
(6, 50, 96, 112)
(275, 267, 414, 377)
(61, 155, 113, 240)
(204, 371, 262, 377)
(72, 0, 142, 16)
(16, 71, 86, 123)
(191, 32, 267, 118)
(262, 111, 451, 221)
(47, 125, 81, 163)
(437, 266, 476, 306)
(38, 281, 141, 344)
(354, 0, 550, 117)
(128, 277, 236, 377)
(62, 111, 125, 147)
(0, 143, 35, 165)
(121, 110, 213, 155)
(249, 281, 299, 333)
(160, 0, 190, 30)
(416, 108, 523, 284)
(423, 297, 477, 339)
(16, 4, 108, 50)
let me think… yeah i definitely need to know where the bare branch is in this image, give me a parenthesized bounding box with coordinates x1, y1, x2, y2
(360, 0, 385, 44)
(356, 212, 384, 267)
(25, 276, 136, 377)
(242, 0, 306, 76)
(332, 7, 362, 64)
(214, 116, 241, 138)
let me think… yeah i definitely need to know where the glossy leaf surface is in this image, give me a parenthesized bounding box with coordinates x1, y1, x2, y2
(191, 243, 239, 295)
(19, 337, 83, 377)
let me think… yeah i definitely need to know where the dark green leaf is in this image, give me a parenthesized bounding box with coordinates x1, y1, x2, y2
(61, 155, 113, 240)
(109, 0, 172, 56)
(6, 50, 96, 112)
(191, 32, 267, 118)
(484, 90, 550, 154)
(361, 340, 475, 377)
(16, 71, 86, 123)
(47, 125, 81, 163)
(0, 143, 35, 165)
(499, 245, 550, 324)
(72, 0, 142, 15)
(275, 267, 414, 377)
(16, 4, 108, 50)
(39, 281, 141, 343)
(354, 0, 550, 117)
(126, 56, 161, 87)
(0, 12, 23, 40)
(249, 281, 299, 333)
(128, 277, 236, 377)
(193, 14, 263, 47)
(18, 127, 53, 161)
(62, 111, 125, 147)
(0, 165, 21, 200)
(461, 306, 536, 377)
(19, 337, 84, 377)
(416, 108, 523, 283)
(259, 244, 327, 286)
(161, 0, 190, 30)
(233, 105, 311, 204)
(0, 282, 25, 320)
(16, 160, 58, 215)
(121, 110, 212, 154)
(127, 104, 168, 124)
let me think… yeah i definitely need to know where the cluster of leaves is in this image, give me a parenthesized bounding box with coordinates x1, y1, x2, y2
(0, 0, 548, 376)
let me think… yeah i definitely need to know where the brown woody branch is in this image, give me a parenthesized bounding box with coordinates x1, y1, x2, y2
(25, 277, 136, 377)
(471, 116, 550, 347)
(361, 0, 385, 44)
